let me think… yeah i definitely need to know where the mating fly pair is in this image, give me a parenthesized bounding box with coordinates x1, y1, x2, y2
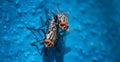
(44, 8, 69, 48)
(26, 7, 69, 55)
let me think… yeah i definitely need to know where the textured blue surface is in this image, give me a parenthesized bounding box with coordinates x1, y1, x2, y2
(0, 0, 120, 62)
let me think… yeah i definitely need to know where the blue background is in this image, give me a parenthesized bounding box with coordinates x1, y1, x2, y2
(0, 0, 120, 62)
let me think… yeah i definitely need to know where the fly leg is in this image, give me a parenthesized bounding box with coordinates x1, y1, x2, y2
(54, 40, 62, 52)
(40, 46, 48, 56)
(30, 41, 41, 56)
(26, 26, 39, 40)
(54, 30, 66, 52)
(44, 47, 48, 56)
(25, 25, 46, 56)
(26, 27, 45, 45)
(26, 26, 44, 38)
(40, 46, 44, 55)
(58, 30, 66, 38)
(44, 8, 56, 25)
(55, 45, 61, 52)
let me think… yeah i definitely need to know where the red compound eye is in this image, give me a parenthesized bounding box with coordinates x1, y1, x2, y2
(44, 39, 50, 44)
(60, 22, 66, 26)
(65, 25, 69, 29)
(51, 43, 54, 47)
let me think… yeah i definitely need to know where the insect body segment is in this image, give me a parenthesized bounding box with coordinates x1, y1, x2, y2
(44, 16, 58, 48)
(55, 6, 69, 30)
(58, 13, 69, 30)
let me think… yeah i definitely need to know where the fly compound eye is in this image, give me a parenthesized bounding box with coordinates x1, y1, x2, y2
(44, 39, 50, 44)
(65, 25, 69, 29)
(51, 43, 54, 47)
(60, 22, 66, 27)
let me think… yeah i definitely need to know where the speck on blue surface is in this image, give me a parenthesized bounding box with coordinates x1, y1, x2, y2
(0, 0, 120, 62)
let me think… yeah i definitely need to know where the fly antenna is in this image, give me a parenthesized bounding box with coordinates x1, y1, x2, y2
(55, 5, 61, 14)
